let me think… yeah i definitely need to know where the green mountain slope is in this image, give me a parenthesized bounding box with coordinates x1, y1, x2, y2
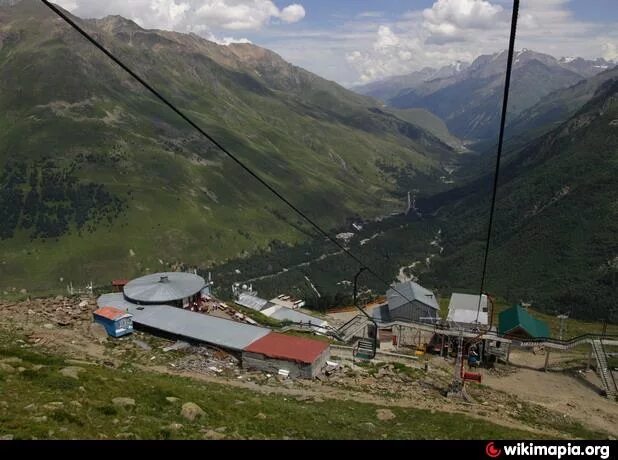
(506, 65, 618, 146)
(0, 1, 458, 294)
(421, 79, 618, 321)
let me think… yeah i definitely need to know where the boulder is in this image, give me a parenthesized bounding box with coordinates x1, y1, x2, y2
(43, 402, 64, 411)
(360, 422, 376, 431)
(376, 408, 396, 421)
(255, 412, 267, 420)
(112, 397, 135, 408)
(0, 363, 15, 374)
(202, 429, 226, 440)
(180, 402, 205, 421)
(60, 367, 83, 380)
(165, 397, 180, 403)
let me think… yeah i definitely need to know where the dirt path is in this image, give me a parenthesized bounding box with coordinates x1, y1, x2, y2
(482, 350, 618, 437)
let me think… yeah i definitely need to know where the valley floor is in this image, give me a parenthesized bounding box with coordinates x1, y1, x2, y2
(0, 296, 616, 440)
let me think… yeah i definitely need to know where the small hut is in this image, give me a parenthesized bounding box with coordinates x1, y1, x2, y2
(93, 306, 134, 338)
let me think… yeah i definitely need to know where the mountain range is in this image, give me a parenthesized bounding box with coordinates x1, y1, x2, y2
(0, 0, 461, 293)
(0, 0, 616, 323)
(355, 49, 616, 142)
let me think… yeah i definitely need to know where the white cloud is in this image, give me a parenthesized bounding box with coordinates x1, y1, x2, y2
(279, 4, 305, 24)
(602, 42, 618, 61)
(56, 0, 306, 34)
(422, 0, 506, 44)
(357, 11, 384, 19)
(340, 0, 618, 85)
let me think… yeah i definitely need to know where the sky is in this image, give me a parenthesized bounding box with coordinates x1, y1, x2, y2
(54, 0, 618, 87)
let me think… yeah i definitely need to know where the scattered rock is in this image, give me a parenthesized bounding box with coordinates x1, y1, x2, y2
(19, 289, 27, 294)
(202, 429, 226, 440)
(43, 323, 54, 329)
(60, 367, 83, 380)
(167, 423, 183, 432)
(0, 363, 15, 373)
(165, 397, 180, 403)
(0, 401, 8, 408)
(516, 403, 523, 410)
(43, 402, 64, 411)
(24, 404, 37, 412)
(313, 397, 324, 403)
(376, 408, 396, 421)
(115, 432, 137, 440)
(360, 422, 376, 431)
(0, 434, 14, 440)
(65, 359, 97, 367)
(31, 365, 44, 371)
(255, 412, 267, 420)
(78, 300, 89, 308)
(32, 416, 47, 423)
(1, 357, 22, 365)
(112, 397, 135, 408)
(133, 340, 152, 351)
(17, 367, 26, 373)
(214, 427, 227, 433)
(180, 402, 205, 421)
(70, 401, 82, 408)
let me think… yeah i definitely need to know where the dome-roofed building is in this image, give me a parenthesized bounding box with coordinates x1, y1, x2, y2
(123, 272, 205, 308)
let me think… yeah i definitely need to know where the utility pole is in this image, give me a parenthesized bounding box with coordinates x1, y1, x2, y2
(557, 314, 568, 341)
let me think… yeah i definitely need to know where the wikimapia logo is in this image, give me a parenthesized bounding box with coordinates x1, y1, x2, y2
(485, 442, 611, 459)
(486, 442, 502, 458)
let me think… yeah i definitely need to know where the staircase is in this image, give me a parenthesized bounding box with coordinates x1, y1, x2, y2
(336, 315, 370, 343)
(354, 337, 376, 360)
(591, 339, 617, 400)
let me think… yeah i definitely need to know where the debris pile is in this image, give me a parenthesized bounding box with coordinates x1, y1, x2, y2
(171, 346, 239, 375)
(0, 296, 96, 328)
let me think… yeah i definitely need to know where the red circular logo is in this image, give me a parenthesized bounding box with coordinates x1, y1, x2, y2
(486, 442, 502, 458)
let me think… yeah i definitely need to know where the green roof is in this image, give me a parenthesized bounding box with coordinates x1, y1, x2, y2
(498, 305, 550, 338)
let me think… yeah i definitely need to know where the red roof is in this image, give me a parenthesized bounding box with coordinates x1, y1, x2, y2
(112, 279, 129, 286)
(243, 332, 329, 364)
(94, 306, 131, 321)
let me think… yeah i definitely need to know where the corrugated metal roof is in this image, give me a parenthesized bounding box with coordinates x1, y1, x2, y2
(387, 281, 439, 311)
(97, 293, 270, 351)
(261, 305, 328, 326)
(243, 332, 329, 364)
(94, 306, 132, 321)
(236, 293, 270, 311)
(447, 293, 488, 325)
(123, 272, 204, 303)
(498, 305, 550, 338)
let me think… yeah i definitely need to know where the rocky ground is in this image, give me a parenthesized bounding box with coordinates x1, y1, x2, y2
(0, 295, 616, 439)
